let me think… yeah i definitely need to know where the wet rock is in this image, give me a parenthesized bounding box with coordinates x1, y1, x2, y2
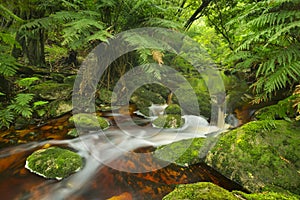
(205, 120, 300, 194)
(164, 104, 182, 115)
(153, 138, 205, 166)
(67, 128, 78, 138)
(30, 81, 72, 100)
(162, 182, 300, 200)
(162, 182, 237, 200)
(130, 86, 166, 117)
(49, 100, 73, 117)
(152, 114, 184, 129)
(25, 146, 83, 180)
(69, 113, 110, 130)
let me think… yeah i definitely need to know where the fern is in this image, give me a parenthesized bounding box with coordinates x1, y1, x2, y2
(15, 77, 40, 89)
(228, 0, 300, 101)
(8, 93, 34, 118)
(0, 109, 14, 129)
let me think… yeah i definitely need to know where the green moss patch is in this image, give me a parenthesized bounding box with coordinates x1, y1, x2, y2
(154, 138, 205, 166)
(69, 113, 110, 130)
(205, 120, 300, 194)
(162, 182, 237, 200)
(30, 81, 72, 100)
(164, 104, 182, 115)
(25, 147, 83, 180)
(152, 114, 185, 128)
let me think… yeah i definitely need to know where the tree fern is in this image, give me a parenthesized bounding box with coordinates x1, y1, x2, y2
(228, 0, 300, 101)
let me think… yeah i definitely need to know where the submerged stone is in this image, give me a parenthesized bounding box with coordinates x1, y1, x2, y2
(69, 113, 110, 130)
(152, 114, 185, 129)
(162, 182, 237, 200)
(25, 147, 83, 180)
(205, 120, 300, 194)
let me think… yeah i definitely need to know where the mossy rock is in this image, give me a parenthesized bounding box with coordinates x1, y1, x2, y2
(162, 182, 238, 200)
(152, 114, 185, 129)
(69, 113, 110, 130)
(96, 88, 117, 104)
(30, 81, 72, 100)
(67, 128, 79, 138)
(233, 190, 300, 200)
(49, 100, 73, 117)
(205, 120, 300, 194)
(63, 75, 77, 85)
(25, 147, 83, 180)
(164, 104, 182, 115)
(154, 138, 205, 166)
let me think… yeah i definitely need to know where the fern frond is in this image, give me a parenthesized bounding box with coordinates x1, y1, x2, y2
(145, 18, 183, 29)
(15, 77, 40, 88)
(0, 54, 19, 77)
(0, 109, 14, 129)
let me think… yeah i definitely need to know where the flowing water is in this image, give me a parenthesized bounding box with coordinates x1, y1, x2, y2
(0, 106, 245, 200)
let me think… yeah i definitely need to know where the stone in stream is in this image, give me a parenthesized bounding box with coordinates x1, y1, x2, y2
(69, 113, 110, 130)
(25, 146, 83, 180)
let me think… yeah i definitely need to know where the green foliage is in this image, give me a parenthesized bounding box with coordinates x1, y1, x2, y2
(8, 93, 34, 118)
(228, 0, 300, 101)
(0, 109, 14, 129)
(15, 77, 40, 89)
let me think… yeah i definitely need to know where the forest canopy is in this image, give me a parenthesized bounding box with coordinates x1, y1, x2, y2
(0, 0, 300, 129)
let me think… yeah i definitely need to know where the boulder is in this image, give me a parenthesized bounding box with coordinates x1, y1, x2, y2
(30, 81, 72, 100)
(69, 113, 110, 130)
(25, 146, 83, 180)
(152, 114, 184, 129)
(205, 120, 300, 194)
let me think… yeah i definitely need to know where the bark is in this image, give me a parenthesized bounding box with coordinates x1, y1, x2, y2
(184, 0, 213, 29)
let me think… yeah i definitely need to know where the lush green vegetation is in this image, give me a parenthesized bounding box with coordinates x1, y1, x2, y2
(0, 0, 299, 129)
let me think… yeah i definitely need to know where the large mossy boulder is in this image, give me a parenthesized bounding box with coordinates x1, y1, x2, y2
(162, 182, 300, 200)
(25, 147, 83, 180)
(152, 114, 185, 129)
(154, 138, 205, 166)
(30, 81, 72, 100)
(205, 120, 300, 194)
(69, 113, 110, 130)
(162, 182, 237, 200)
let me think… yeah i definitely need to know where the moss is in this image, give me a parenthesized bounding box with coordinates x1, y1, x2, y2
(69, 113, 110, 130)
(30, 81, 72, 100)
(152, 114, 185, 128)
(162, 182, 238, 200)
(233, 190, 300, 200)
(154, 138, 205, 166)
(164, 104, 182, 115)
(67, 128, 79, 137)
(205, 120, 300, 194)
(25, 147, 83, 180)
(49, 100, 73, 117)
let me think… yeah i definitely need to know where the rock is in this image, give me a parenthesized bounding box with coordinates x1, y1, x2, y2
(30, 81, 72, 100)
(153, 138, 205, 166)
(205, 120, 300, 194)
(25, 146, 83, 180)
(162, 182, 237, 200)
(171, 78, 211, 118)
(130, 86, 166, 117)
(152, 114, 185, 129)
(48, 100, 73, 117)
(162, 182, 300, 200)
(67, 128, 78, 138)
(232, 190, 300, 200)
(164, 104, 182, 115)
(96, 88, 117, 105)
(69, 113, 110, 130)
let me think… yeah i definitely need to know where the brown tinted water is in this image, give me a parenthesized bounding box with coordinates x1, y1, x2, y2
(0, 110, 247, 199)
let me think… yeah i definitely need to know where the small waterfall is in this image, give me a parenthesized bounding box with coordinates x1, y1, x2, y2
(148, 103, 168, 117)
